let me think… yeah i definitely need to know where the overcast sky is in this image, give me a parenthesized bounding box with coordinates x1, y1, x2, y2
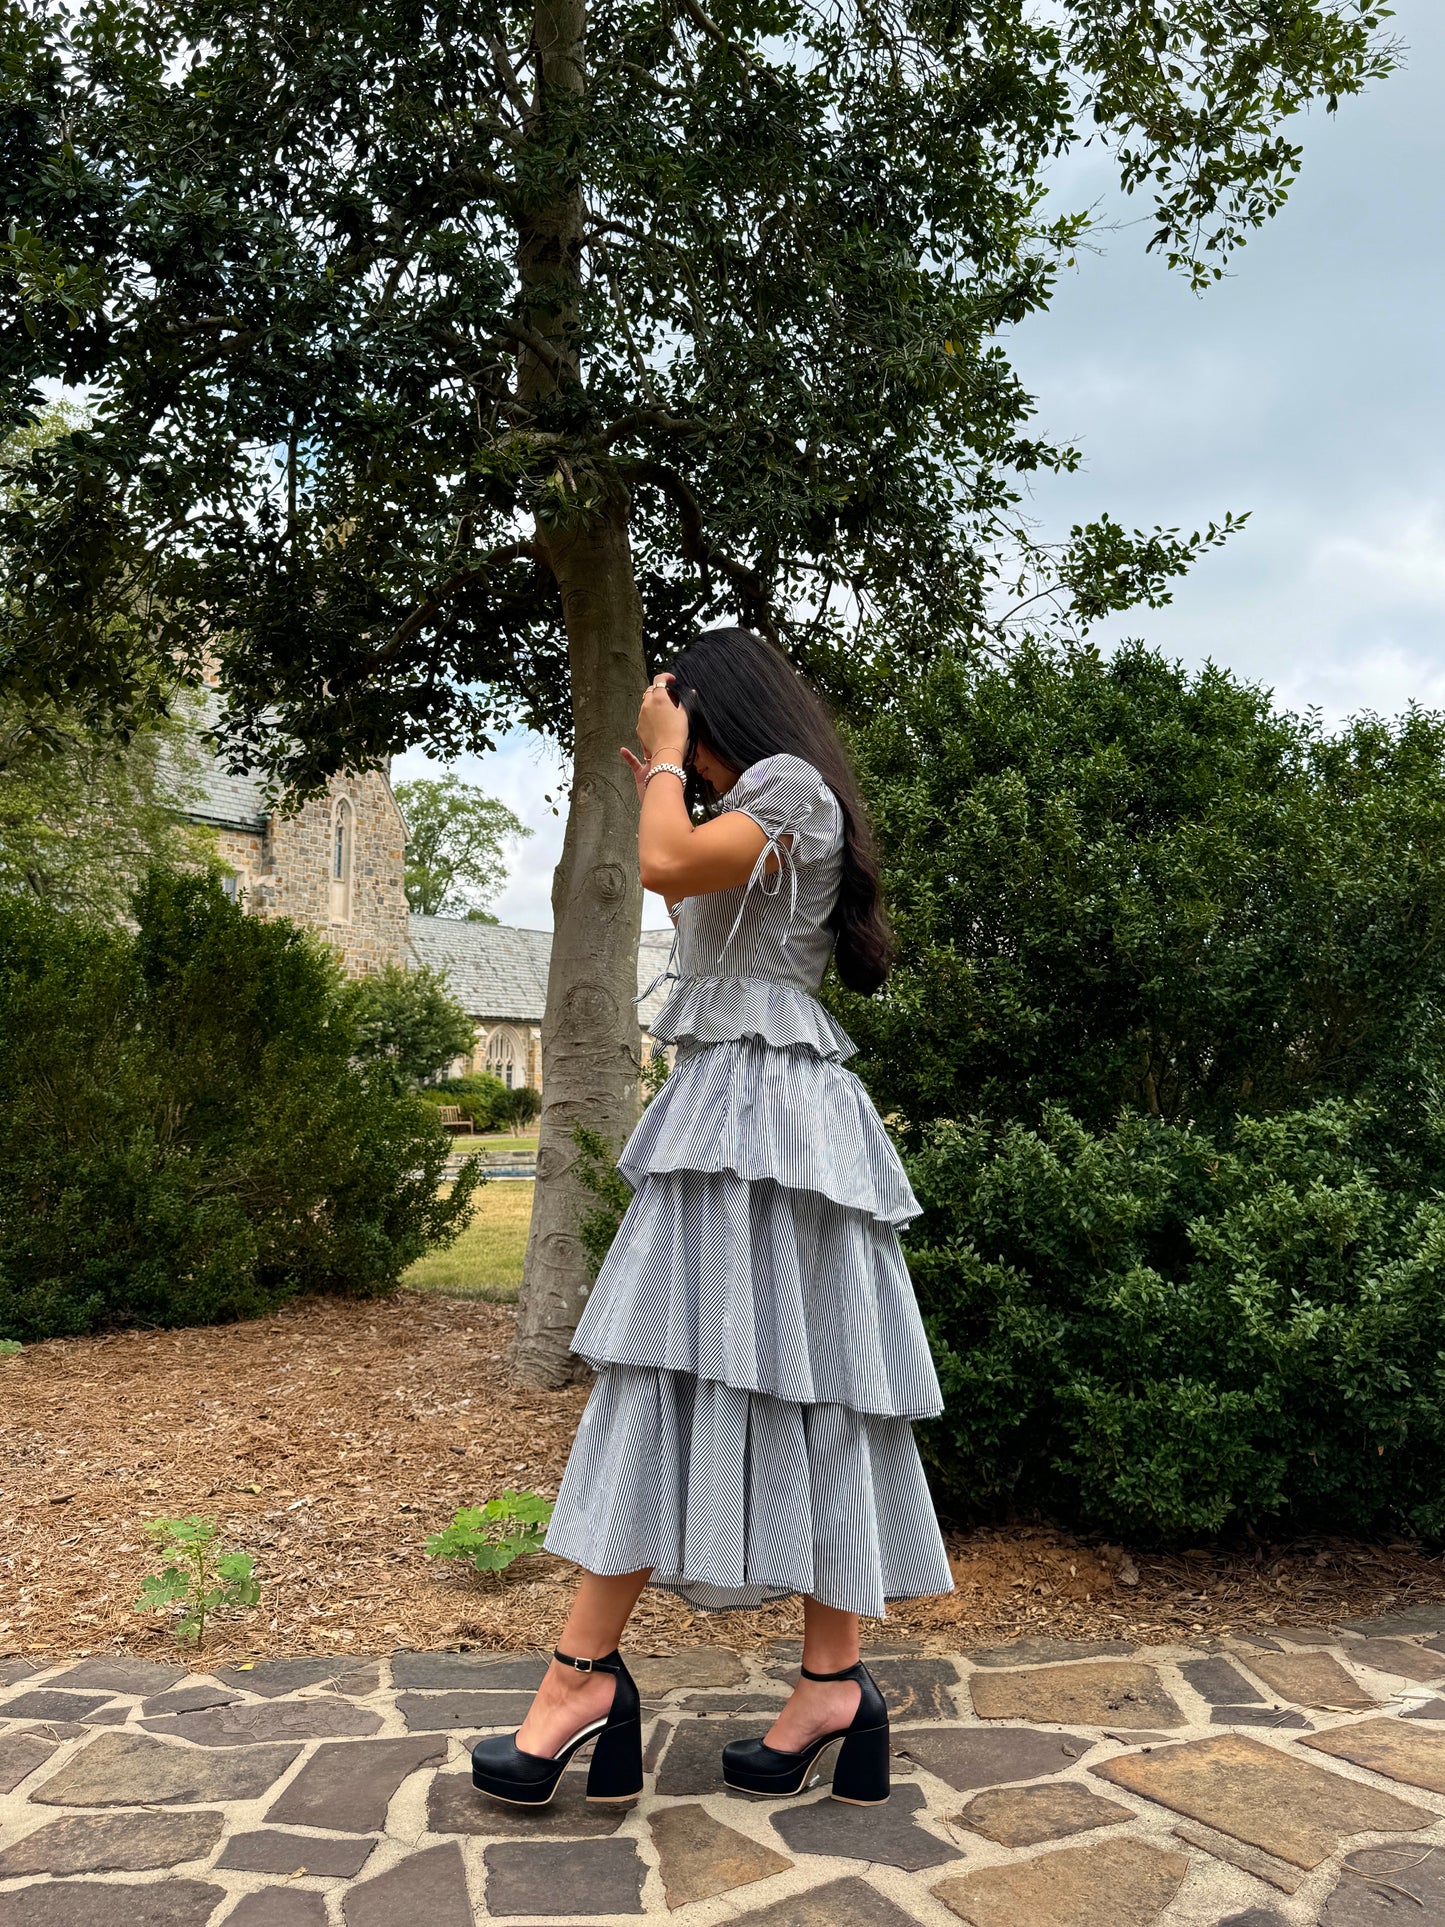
(396, 0, 1443, 928)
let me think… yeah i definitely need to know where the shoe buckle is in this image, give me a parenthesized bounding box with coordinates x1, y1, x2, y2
(574, 1656, 594, 1671)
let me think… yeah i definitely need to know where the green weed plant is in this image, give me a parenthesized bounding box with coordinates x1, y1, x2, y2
(425, 1492, 554, 1574)
(134, 1516, 260, 1644)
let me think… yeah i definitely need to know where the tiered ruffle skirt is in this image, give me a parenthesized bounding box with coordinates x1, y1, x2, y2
(543, 978, 954, 1617)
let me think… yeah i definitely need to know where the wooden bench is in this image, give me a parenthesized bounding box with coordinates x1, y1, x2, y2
(436, 1104, 474, 1136)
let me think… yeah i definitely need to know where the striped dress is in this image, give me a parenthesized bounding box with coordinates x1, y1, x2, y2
(543, 753, 954, 1617)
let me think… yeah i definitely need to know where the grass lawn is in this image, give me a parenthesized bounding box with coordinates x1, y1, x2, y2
(447, 1133, 539, 1154)
(403, 1179, 533, 1300)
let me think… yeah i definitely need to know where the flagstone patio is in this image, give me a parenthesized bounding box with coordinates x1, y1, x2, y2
(3, 1614, 1445, 1924)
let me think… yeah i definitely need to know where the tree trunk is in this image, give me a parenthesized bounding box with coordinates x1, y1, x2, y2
(507, 0, 649, 1385)
(512, 493, 646, 1385)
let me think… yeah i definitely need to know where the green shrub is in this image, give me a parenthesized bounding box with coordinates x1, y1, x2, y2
(907, 1102, 1445, 1540)
(0, 870, 478, 1340)
(422, 1072, 510, 1132)
(345, 962, 475, 1089)
(833, 642, 1445, 1143)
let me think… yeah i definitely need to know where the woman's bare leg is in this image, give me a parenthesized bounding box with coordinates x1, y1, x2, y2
(762, 1597, 863, 1751)
(513, 1568, 652, 1757)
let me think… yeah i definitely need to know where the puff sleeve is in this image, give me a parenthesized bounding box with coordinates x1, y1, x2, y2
(721, 755, 842, 866)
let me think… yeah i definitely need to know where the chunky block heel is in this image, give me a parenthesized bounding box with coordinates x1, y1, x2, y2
(472, 1647, 643, 1809)
(721, 1659, 890, 1803)
(586, 1714, 644, 1801)
(831, 1720, 891, 1804)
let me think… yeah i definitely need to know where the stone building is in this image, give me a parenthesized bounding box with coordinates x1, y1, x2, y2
(175, 703, 675, 1090)
(179, 697, 410, 979)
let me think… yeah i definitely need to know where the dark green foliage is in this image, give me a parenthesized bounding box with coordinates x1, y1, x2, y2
(495, 1084, 542, 1134)
(572, 1124, 635, 1280)
(0, 0, 1392, 777)
(834, 644, 1445, 1144)
(419, 1073, 510, 1133)
(0, 871, 477, 1340)
(828, 645, 1445, 1540)
(345, 962, 476, 1090)
(908, 1104, 1445, 1540)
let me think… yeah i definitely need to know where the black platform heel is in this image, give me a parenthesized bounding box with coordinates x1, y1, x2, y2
(721, 1659, 890, 1805)
(471, 1647, 643, 1808)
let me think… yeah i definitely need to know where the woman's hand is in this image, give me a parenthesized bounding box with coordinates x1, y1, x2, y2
(636, 674, 689, 761)
(619, 745, 650, 803)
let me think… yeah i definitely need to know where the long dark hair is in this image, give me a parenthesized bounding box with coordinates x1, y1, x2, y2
(665, 627, 894, 995)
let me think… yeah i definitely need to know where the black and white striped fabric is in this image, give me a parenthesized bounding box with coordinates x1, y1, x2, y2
(545, 753, 953, 1617)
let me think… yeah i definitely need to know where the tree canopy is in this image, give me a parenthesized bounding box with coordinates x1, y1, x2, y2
(395, 775, 530, 919)
(0, 0, 1394, 773)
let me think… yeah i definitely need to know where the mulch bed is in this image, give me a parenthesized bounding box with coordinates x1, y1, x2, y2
(3, 1292, 1443, 1664)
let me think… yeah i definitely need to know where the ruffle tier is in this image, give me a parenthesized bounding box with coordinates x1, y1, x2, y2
(648, 973, 858, 1062)
(618, 1037, 921, 1228)
(543, 1364, 955, 1617)
(573, 1170, 942, 1420)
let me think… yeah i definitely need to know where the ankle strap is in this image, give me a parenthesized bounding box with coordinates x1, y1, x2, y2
(800, 1660, 865, 1683)
(554, 1646, 622, 1674)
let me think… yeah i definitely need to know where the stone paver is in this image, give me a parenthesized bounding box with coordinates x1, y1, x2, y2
(650, 1801, 793, 1906)
(263, 1735, 446, 1830)
(0, 1663, 36, 1688)
(1236, 1648, 1380, 1711)
(218, 1828, 377, 1874)
(1171, 1819, 1304, 1893)
(0, 1881, 225, 1926)
(395, 1689, 536, 1731)
(771, 1783, 963, 1871)
(1341, 1636, 1445, 1681)
(45, 1659, 186, 1694)
(893, 1724, 1093, 1789)
(484, 1838, 647, 1916)
(4, 1621, 1445, 1925)
(389, 1651, 547, 1690)
(632, 1648, 747, 1694)
(0, 1690, 115, 1722)
(1339, 1606, 1445, 1635)
(430, 1768, 628, 1836)
(657, 1717, 769, 1795)
(1178, 1657, 1265, 1706)
(140, 1682, 240, 1717)
(969, 1661, 1183, 1728)
(951, 1781, 1133, 1846)
(720, 1874, 926, 1925)
(344, 1842, 472, 1925)
(139, 1698, 382, 1744)
(224, 1895, 329, 1927)
(932, 1835, 1189, 1926)
(966, 1639, 1135, 1666)
(210, 1657, 366, 1697)
(1320, 1842, 1445, 1920)
(1302, 1713, 1445, 1792)
(1093, 1732, 1434, 1868)
(0, 1808, 224, 1875)
(0, 1736, 54, 1795)
(31, 1730, 302, 1806)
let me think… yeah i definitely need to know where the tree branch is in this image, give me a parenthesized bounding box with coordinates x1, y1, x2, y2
(369, 541, 540, 666)
(631, 461, 778, 640)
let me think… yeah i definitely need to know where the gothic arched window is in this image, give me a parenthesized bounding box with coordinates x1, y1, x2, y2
(329, 797, 353, 923)
(485, 1024, 523, 1089)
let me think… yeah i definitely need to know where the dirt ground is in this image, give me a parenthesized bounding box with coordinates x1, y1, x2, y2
(4, 1293, 1444, 1665)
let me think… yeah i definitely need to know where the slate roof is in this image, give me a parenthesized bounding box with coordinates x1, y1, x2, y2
(410, 916, 678, 1029)
(157, 691, 271, 832)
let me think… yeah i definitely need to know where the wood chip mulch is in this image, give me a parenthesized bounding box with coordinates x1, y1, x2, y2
(3, 1293, 1443, 1665)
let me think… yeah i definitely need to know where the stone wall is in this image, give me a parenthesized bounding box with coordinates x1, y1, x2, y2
(239, 773, 410, 978)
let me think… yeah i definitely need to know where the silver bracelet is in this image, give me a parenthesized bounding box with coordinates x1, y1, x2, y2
(644, 761, 688, 788)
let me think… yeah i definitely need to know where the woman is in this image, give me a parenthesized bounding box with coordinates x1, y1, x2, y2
(471, 627, 952, 1812)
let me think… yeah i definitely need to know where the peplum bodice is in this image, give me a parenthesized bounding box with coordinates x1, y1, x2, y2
(638, 753, 860, 1062)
